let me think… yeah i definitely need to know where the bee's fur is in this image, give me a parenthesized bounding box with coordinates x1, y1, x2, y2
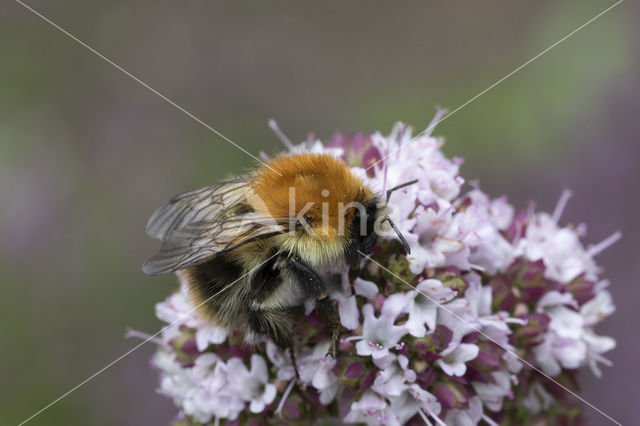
(146, 153, 382, 357)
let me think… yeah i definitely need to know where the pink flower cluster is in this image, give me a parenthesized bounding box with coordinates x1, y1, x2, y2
(149, 121, 617, 425)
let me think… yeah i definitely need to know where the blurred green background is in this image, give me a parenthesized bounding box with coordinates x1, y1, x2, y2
(1, 0, 638, 424)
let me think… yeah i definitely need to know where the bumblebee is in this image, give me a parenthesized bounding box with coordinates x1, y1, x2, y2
(143, 153, 409, 358)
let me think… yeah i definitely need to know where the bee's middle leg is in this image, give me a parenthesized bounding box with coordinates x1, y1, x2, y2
(288, 257, 340, 358)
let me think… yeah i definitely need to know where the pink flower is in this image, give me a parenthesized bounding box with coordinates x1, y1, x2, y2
(147, 119, 618, 425)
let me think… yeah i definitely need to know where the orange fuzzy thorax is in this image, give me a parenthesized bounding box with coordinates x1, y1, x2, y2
(249, 153, 374, 241)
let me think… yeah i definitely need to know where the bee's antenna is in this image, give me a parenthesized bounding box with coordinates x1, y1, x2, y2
(383, 215, 411, 254)
(268, 119, 295, 150)
(382, 179, 417, 254)
(386, 179, 419, 203)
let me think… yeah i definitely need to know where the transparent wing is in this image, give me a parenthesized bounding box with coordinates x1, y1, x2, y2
(142, 214, 288, 275)
(143, 180, 292, 275)
(145, 179, 250, 241)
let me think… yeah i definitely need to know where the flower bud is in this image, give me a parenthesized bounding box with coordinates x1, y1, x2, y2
(489, 274, 515, 312)
(502, 210, 528, 243)
(508, 259, 560, 303)
(433, 381, 470, 410)
(170, 333, 199, 367)
(435, 268, 468, 297)
(515, 313, 551, 347)
(567, 274, 596, 305)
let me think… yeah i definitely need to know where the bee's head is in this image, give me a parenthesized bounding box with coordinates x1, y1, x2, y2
(284, 189, 383, 269)
(292, 186, 412, 269)
(252, 153, 410, 269)
(343, 198, 381, 267)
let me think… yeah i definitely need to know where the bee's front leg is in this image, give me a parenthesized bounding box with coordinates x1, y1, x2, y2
(288, 257, 340, 358)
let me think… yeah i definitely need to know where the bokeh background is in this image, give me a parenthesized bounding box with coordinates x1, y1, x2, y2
(1, 0, 638, 424)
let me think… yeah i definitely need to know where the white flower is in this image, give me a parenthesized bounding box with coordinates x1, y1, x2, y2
(522, 382, 554, 414)
(444, 396, 484, 426)
(408, 384, 442, 417)
(389, 385, 442, 425)
(227, 355, 277, 413)
(154, 350, 193, 406)
(368, 123, 466, 273)
(437, 343, 480, 377)
(531, 333, 561, 376)
(515, 213, 598, 282)
(194, 325, 228, 351)
(265, 340, 296, 381)
(153, 351, 246, 423)
(298, 341, 339, 404)
(405, 279, 457, 337)
(532, 287, 616, 377)
(547, 305, 584, 340)
(155, 289, 199, 343)
(537, 291, 577, 310)
(472, 370, 513, 412)
(331, 285, 360, 330)
(462, 190, 516, 273)
(354, 277, 379, 299)
(437, 273, 521, 346)
(189, 357, 244, 421)
(579, 289, 616, 376)
(406, 205, 466, 273)
(371, 355, 416, 397)
(155, 286, 228, 350)
(345, 391, 393, 425)
(583, 330, 616, 377)
(533, 330, 587, 376)
(189, 353, 220, 380)
(355, 303, 408, 360)
(581, 290, 615, 327)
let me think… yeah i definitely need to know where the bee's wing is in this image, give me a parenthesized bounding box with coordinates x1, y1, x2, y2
(145, 179, 250, 241)
(143, 180, 289, 275)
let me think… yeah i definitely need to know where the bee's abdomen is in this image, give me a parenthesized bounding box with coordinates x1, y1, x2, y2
(179, 253, 246, 327)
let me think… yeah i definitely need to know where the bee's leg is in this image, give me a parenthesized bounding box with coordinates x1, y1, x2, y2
(288, 257, 341, 358)
(315, 297, 340, 359)
(288, 340, 301, 381)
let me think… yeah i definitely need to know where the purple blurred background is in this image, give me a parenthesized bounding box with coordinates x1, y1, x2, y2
(1, 0, 638, 424)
